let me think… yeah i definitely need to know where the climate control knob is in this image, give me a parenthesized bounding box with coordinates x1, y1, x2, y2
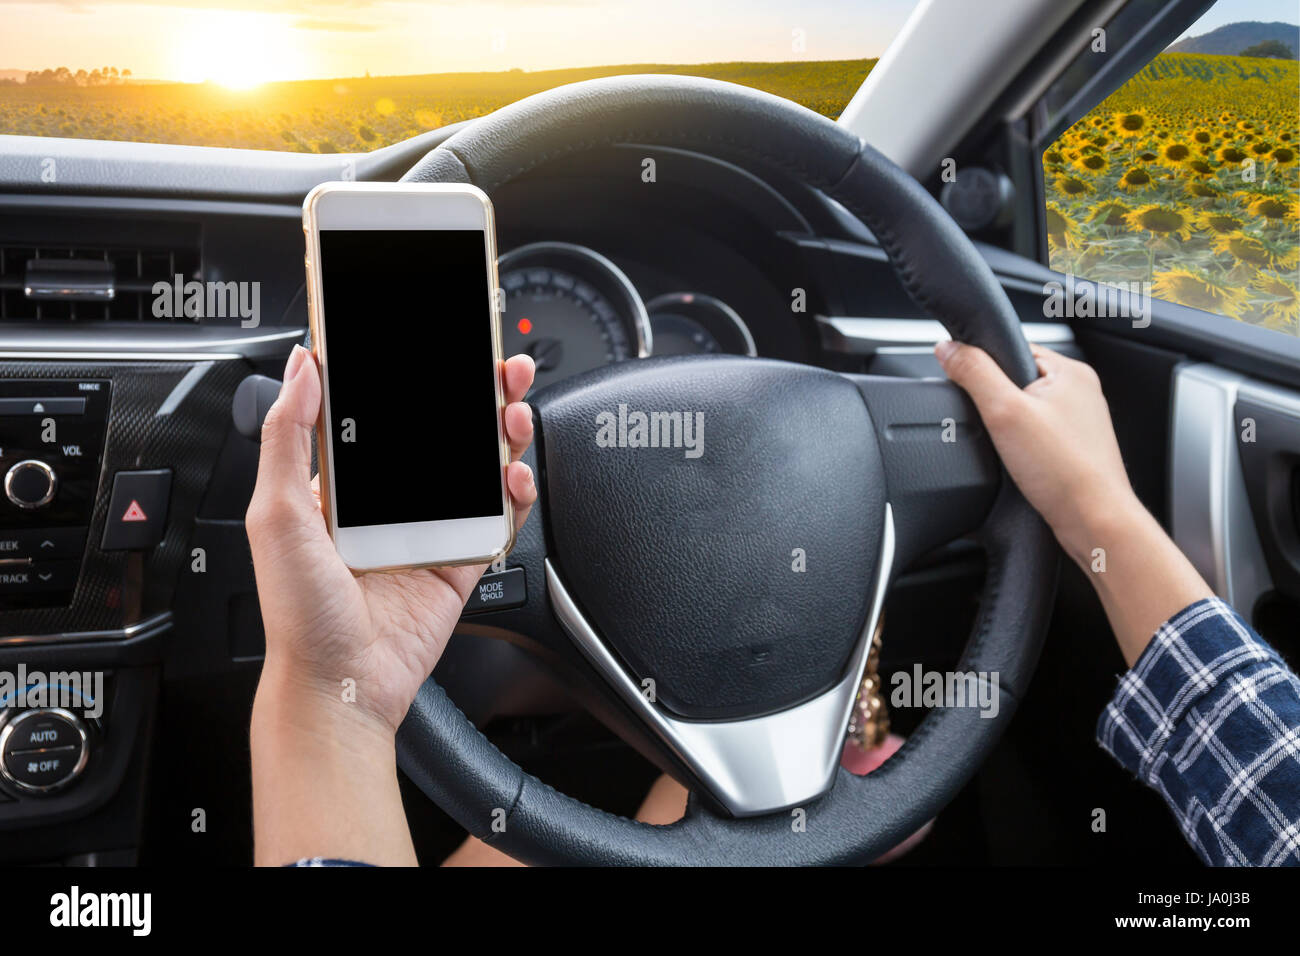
(4, 459, 57, 510)
(0, 708, 89, 794)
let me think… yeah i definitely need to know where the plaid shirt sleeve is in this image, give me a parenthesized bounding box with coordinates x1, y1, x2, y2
(1097, 596, 1300, 866)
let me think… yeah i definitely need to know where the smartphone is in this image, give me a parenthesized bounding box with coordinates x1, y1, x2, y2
(302, 182, 515, 571)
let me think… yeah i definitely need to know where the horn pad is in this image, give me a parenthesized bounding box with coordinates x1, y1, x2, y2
(536, 356, 886, 720)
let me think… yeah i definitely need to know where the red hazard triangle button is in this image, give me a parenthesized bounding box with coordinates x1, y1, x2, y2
(101, 469, 171, 552)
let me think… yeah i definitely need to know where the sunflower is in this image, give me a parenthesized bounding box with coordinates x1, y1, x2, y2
(1251, 274, 1299, 329)
(1089, 199, 1132, 227)
(1073, 153, 1108, 173)
(1185, 159, 1214, 176)
(1213, 234, 1298, 270)
(1196, 211, 1245, 235)
(1113, 110, 1150, 137)
(1152, 269, 1246, 318)
(1269, 146, 1297, 167)
(1191, 128, 1213, 145)
(1054, 175, 1092, 196)
(1043, 149, 1066, 167)
(1185, 181, 1220, 199)
(1137, 151, 1160, 164)
(1126, 204, 1194, 240)
(1045, 202, 1078, 253)
(1160, 142, 1193, 165)
(1248, 196, 1297, 221)
(1217, 145, 1249, 164)
(1118, 167, 1155, 190)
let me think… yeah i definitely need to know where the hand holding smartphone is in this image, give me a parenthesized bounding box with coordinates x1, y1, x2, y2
(303, 182, 515, 570)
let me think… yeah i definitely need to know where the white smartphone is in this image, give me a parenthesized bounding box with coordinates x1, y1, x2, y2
(302, 182, 515, 571)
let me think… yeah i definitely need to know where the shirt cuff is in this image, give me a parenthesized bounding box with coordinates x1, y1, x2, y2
(1095, 596, 1279, 784)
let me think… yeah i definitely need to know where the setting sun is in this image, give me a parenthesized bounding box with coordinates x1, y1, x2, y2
(171, 11, 304, 89)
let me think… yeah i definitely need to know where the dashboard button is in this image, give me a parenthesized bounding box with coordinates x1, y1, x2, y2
(3, 746, 80, 790)
(0, 527, 87, 560)
(463, 567, 526, 614)
(0, 397, 86, 416)
(3, 711, 81, 751)
(4, 459, 57, 510)
(0, 709, 89, 794)
(100, 469, 171, 551)
(0, 560, 80, 594)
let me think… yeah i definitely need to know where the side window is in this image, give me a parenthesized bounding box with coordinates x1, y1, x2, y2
(1042, 5, 1298, 334)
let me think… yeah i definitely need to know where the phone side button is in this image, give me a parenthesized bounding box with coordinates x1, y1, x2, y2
(462, 567, 526, 615)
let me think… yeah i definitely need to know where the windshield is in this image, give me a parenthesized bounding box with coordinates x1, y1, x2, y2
(0, 1, 921, 151)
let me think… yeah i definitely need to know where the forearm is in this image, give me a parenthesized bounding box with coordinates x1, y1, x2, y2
(1096, 597, 1300, 865)
(250, 664, 417, 867)
(1058, 493, 1213, 667)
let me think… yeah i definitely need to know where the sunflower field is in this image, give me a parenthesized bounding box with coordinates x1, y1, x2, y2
(1044, 52, 1299, 334)
(0, 59, 873, 154)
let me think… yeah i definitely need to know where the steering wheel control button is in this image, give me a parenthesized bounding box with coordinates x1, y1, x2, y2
(4, 459, 58, 510)
(0, 709, 89, 795)
(463, 567, 526, 614)
(0, 527, 87, 561)
(100, 469, 172, 551)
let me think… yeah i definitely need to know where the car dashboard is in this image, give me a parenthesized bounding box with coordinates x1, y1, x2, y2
(0, 129, 1062, 863)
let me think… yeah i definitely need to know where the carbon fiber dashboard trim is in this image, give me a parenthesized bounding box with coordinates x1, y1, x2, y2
(0, 357, 248, 636)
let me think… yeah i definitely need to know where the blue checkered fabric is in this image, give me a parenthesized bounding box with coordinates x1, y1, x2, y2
(1098, 597, 1300, 866)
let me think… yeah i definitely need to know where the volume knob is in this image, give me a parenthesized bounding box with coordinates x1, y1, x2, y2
(4, 459, 57, 510)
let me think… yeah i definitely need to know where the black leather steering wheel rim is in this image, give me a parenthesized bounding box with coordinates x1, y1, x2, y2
(395, 74, 1058, 865)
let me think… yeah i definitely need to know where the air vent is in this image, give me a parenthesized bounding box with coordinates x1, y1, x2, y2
(0, 243, 201, 322)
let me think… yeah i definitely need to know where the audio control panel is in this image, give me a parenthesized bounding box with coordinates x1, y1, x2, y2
(0, 379, 110, 610)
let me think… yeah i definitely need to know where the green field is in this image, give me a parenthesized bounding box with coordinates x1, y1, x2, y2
(0, 60, 875, 153)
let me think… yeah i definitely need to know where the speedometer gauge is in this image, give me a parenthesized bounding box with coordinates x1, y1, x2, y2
(499, 242, 651, 391)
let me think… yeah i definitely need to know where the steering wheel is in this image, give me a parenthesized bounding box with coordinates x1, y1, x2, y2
(395, 74, 1057, 865)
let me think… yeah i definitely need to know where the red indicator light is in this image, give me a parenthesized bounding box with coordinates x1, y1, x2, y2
(517, 318, 533, 335)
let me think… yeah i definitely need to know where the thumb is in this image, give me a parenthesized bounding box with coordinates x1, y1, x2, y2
(252, 345, 321, 519)
(934, 340, 1025, 423)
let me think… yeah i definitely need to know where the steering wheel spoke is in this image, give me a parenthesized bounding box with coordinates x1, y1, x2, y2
(544, 507, 893, 817)
(847, 373, 1001, 570)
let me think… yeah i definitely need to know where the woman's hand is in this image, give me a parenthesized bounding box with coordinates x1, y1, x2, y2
(247, 344, 537, 735)
(934, 341, 1136, 565)
(935, 340, 1211, 666)
(245, 344, 537, 865)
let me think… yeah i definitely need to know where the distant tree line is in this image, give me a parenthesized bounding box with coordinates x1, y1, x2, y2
(0, 66, 134, 87)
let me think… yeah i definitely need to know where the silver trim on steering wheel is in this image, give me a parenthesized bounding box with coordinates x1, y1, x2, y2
(545, 504, 895, 817)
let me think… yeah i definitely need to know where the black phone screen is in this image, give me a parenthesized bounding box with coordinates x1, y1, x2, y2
(317, 228, 503, 528)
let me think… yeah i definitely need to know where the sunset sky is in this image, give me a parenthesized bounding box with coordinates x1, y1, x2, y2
(0, 0, 923, 84)
(0, 0, 1295, 86)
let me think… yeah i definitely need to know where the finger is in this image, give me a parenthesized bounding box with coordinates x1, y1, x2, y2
(507, 460, 536, 530)
(504, 401, 533, 461)
(934, 340, 1026, 426)
(248, 345, 321, 531)
(503, 353, 535, 405)
(1028, 343, 1069, 378)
